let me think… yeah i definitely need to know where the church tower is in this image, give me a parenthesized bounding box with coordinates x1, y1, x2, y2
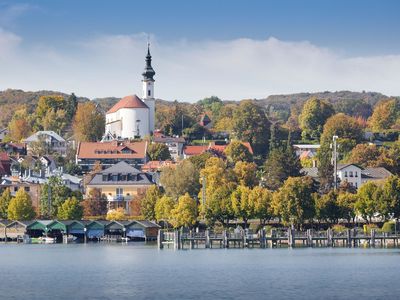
(142, 43, 155, 133)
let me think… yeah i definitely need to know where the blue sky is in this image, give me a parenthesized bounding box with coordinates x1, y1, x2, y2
(1, 0, 400, 101)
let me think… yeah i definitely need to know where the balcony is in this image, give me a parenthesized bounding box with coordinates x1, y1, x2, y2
(107, 195, 133, 202)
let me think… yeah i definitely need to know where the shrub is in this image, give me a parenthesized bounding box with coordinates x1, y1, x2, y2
(381, 221, 396, 233)
(332, 224, 347, 233)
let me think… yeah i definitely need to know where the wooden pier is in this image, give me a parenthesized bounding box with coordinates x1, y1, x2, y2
(158, 228, 400, 250)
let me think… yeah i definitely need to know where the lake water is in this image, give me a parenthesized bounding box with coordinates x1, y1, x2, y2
(0, 243, 399, 300)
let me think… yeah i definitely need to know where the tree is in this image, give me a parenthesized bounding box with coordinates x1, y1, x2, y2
(160, 160, 200, 199)
(170, 193, 198, 228)
(315, 191, 341, 224)
(299, 97, 334, 140)
(224, 140, 253, 163)
(355, 181, 381, 223)
(147, 143, 171, 161)
(40, 177, 73, 218)
(0, 188, 13, 219)
(272, 176, 316, 227)
(203, 185, 235, 227)
(42, 108, 67, 133)
(141, 185, 162, 220)
(188, 152, 212, 170)
(346, 144, 381, 168)
(263, 144, 302, 190)
(250, 186, 273, 225)
(82, 188, 108, 217)
(368, 99, 398, 131)
(380, 175, 400, 220)
(8, 107, 32, 141)
(155, 195, 175, 223)
(337, 192, 358, 224)
(106, 207, 126, 221)
(232, 100, 270, 156)
(73, 102, 105, 142)
(7, 189, 36, 220)
(57, 197, 83, 220)
(231, 185, 253, 228)
(233, 161, 258, 188)
(65, 93, 78, 120)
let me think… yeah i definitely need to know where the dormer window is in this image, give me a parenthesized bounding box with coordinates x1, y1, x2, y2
(102, 175, 108, 181)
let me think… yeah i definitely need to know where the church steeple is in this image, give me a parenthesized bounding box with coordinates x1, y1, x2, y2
(142, 43, 155, 81)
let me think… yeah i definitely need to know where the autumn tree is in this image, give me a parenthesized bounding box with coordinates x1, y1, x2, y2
(272, 176, 316, 228)
(203, 185, 235, 227)
(231, 185, 253, 228)
(232, 100, 270, 156)
(106, 207, 126, 221)
(155, 195, 175, 223)
(0, 188, 13, 219)
(380, 175, 400, 220)
(160, 160, 200, 199)
(299, 97, 334, 140)
(8, 107, 33, 141)
(224, 141, 253, 163)
(368, 99, 398, 131)
(73, 102, 105, 142)
(82, 188, 108, 217)
(40, 176, 74, 218)
(57, 197, 83, 220)
(346, 144, 381, 168)
(7, 189, 36, 220)
(140, 185, 162, 220)
(250, 186, 273, 226)
(170, 193, 198, 228)
(233, 161, 258, 188)
(147, 143, 171, 161)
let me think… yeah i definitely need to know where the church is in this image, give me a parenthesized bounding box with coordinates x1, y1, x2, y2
(104, 45, 156, 140)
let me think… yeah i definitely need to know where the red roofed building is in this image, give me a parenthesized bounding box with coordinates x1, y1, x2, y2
(183, 145, 208, 158)
(142, 160, 177, 172)
(76, 141, 148, 172)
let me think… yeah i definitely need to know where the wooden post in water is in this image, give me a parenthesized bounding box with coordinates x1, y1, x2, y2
(242, 230, 246, 248)
(158, 230, 163, 249)
(346, 229, 351, 247)
(327, 228, 333, 247)
(307, 229, 312, 247)
(205, 230, 210, 249)
(223, 230, 228, 248)
(370, 229, 375, 247)
(189, 230, 194, 249)
(260, 228, 266, 249)
(288, 228, 295, 248)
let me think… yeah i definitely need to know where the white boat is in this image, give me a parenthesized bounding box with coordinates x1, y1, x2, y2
(39, 237, 56, 244)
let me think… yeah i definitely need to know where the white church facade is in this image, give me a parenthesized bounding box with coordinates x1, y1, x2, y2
(104, 45, 156, 140)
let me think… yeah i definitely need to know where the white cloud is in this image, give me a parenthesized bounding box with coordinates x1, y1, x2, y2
(0, 31, 400, 101)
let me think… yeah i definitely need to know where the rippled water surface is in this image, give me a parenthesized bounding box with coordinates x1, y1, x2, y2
(0, 243, 399, 299)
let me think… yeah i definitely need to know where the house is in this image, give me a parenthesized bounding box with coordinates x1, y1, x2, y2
(141, 160, 177, 173)
(24, 131, 67, 156)
(209, 141, 254, 155)
(183, 145, 208, 159)
(199, 113, 212, 129)
(293, 144, 320, 159)
(153, 136, 185, 160)
(76, 140, 148, 172)
(0, 178, 41, 213)
(301, 163, 392, 189)
(3, 142, 26, 156)
(86, 161, 154, 214)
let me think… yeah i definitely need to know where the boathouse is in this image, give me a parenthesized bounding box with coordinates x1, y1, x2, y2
(6, 220, 31, 240)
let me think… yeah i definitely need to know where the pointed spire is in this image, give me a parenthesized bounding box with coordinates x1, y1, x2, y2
(142, 40, 155, 81)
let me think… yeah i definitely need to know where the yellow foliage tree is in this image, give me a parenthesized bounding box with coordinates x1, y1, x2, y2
(170, 193, 198, 228)
(106, 207, 126, 221)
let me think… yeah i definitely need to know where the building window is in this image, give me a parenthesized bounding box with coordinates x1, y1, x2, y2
(355, 182, 358, 188)
(355, 172, 358, 177)
(24, 187, 30, 192)
(102, 175, 108, 181)
(112, 175, 118, 181)
(349, 171, 353, 177)
(116, 188, 123, 198)
(344, 171, 348, 177)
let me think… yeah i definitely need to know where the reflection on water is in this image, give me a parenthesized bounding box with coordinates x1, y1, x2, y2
(0, 243, 399, 300)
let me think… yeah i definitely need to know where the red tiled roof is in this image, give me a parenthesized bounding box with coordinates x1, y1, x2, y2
(107, 95, 148, 114)
(183, 145, 207, 156)
(77, 141, 147, 159)
(209, 141, 254, 155)
(0, 152, 9, 161)
(142, 160, 176, 172)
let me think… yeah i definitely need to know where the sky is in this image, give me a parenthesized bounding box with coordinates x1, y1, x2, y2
(1, 0, 400, 101)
